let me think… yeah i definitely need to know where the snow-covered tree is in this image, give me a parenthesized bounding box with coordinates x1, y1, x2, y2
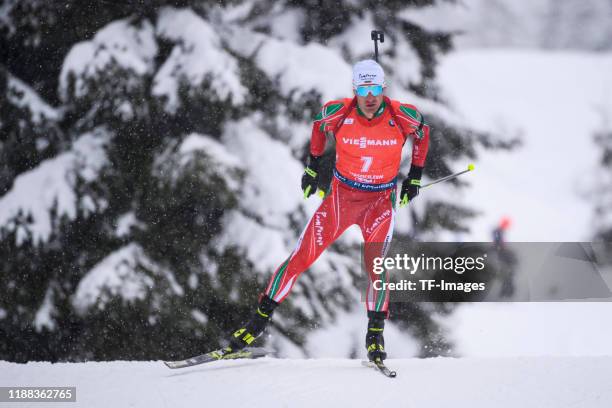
(593, 118, 612, 243)
(401, 0, 612, 51)
(0, 68, 64, 195)
(1, 0, 513, 361)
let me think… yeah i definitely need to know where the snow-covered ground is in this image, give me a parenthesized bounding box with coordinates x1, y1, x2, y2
(1, 357, 611, 407)
(450, 302, 612, 357)
(299, 302, 612, 360)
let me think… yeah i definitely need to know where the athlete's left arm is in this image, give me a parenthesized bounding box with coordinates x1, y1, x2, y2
(411, 117, 429, 169)
(394, 103, 430, 170)
(406, 119, 428, 196)
(394, 103, 430, 205)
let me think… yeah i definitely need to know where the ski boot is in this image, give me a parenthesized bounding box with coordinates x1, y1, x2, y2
(227, 294, 278, 353)
(365, 311, 387, 361)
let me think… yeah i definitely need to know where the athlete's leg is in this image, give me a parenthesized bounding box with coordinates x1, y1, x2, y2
(265, 181, 355, 303)
(359, 190, 396, 315)
(230, 181, 362, 351)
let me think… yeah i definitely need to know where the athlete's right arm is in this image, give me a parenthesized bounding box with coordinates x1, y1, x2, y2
(301, 154, 321, 198)
(302, 100, 349, 198)
(309, 99, 349, 156)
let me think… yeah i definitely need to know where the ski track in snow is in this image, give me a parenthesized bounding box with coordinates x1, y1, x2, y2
(1, 357, 612, 407)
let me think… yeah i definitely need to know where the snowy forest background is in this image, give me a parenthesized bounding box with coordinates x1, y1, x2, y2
(1, 0, 612, 363)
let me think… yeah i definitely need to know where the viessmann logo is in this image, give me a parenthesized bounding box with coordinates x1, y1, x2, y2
(343, 137, 398, 149)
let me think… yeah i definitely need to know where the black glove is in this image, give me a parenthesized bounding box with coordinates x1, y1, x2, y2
(399, 165, 423, 207)
(301, 154, 321, 198)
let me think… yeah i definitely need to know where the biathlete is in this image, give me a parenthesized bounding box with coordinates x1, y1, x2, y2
(226, 59, 430, 362)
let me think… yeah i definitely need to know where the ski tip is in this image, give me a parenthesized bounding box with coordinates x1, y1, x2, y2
(362, 359, 397, 378)
(468, 163, 475, 171)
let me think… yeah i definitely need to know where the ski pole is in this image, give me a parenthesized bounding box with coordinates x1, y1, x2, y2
(371, 30, 384, 62)
(399, 164, 474, 207)
(421, 163, 475, 189)
(320, 164, 475, 200)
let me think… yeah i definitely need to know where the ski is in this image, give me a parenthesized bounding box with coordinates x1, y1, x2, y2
(164, 347, 270, 369)
(362, 359, 397, 378)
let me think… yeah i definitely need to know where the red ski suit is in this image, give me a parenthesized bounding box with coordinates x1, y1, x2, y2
(265, 97, 430, 313)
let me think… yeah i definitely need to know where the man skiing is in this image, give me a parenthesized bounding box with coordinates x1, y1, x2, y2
(226, 59, 430, 362)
